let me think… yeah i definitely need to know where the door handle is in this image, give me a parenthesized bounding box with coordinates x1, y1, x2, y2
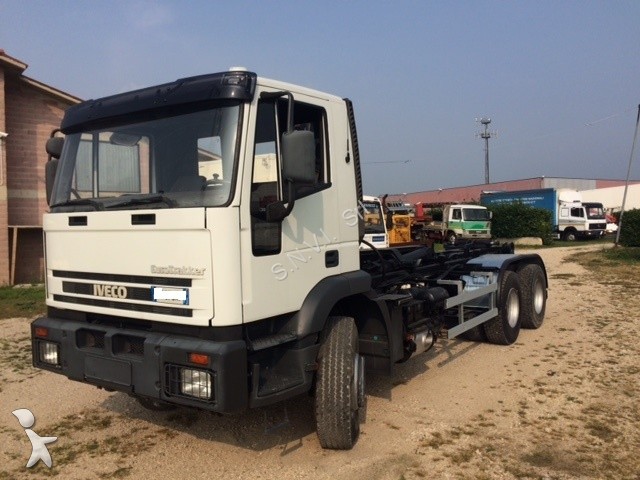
(325, 250, 339, 268)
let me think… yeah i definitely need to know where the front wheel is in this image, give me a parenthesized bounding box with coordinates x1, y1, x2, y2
(483, 271, 522, 345)
(315, 316, 365, 450)
(562, 229, 577, 241)
(446, 232, 457, 244)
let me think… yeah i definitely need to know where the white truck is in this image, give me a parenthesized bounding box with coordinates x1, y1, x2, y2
(419, 203, 492, 244)
(481, 188, 606, 241)
(32, 69, 548, 449)
(361, 195, 389, 249)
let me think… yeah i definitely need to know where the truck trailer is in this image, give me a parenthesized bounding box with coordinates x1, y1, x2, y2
(32, 69, 548, 450)
(481, 188, 606, 241)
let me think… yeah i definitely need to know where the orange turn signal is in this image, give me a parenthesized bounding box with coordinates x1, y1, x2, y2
(188, 353, 209, 366)
(34, 327, 49, 338)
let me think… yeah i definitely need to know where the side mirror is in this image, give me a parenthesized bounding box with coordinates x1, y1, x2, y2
(46, 137, 64, 159)
(265, 129, 316, 223)
(45, 135, 64, 206)
(488, 211, 493, 220)
(281, 130, 316, 183)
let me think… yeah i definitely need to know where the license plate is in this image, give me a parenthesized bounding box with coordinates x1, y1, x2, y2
(151, 287, 189, 305)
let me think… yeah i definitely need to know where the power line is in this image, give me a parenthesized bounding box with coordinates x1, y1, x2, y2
(363, 159, 411, 165)
(585, 106, 637, 127)
(500, 105, 637, 148)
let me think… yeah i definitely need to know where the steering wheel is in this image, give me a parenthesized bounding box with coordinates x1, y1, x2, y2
(70, 188, 81, 199)
(204, 178, 224, 187)
(203, 177, 230, 190)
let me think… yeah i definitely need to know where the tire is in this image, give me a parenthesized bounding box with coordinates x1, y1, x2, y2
(518, 264, 546, 329)
(446, 232, 457, 244)
(483, 271, 522, 345)
(315, 316, 365, 450)
(562, 229, 577, 241)
(459, 325, 486, 342)
(459, 311, 487, 342)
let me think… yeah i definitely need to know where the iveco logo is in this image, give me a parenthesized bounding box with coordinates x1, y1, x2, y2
(93, 284, 128, 299)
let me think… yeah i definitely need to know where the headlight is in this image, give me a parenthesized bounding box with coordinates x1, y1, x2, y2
(180, 368, 212, 400)
(38, 341, 60, 366)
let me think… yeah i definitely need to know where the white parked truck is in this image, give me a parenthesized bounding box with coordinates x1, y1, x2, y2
(32, 70, 548, 449)
(419, 203, 492, 244)
(480, 188, 606, 241)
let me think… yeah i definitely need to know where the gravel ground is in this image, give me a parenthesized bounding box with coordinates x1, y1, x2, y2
(1, 244, 638, 480)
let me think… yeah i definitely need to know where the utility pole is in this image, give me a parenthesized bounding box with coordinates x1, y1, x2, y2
(476, 117, 496, 184)
(615, 104, 640, 246)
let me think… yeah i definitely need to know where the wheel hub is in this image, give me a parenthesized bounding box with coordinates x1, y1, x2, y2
(533, 279, 545, 314)
(506, 288, 520, 328)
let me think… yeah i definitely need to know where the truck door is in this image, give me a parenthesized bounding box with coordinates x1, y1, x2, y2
(240, 92, 350, 323)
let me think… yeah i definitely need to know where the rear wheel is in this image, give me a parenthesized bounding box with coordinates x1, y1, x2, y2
(459, 311, 487, 342)
(483, 271, 522, 345)
(519, 264, 546, 329)
(315, 316, 365, 450)
(459, 325, 486, 342)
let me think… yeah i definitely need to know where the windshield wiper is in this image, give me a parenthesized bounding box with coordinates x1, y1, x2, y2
(105, 194, 176, 209)
(50, 198, 105, 211)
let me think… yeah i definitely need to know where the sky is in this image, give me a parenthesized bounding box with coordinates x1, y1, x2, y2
(1, 0, 640, 196)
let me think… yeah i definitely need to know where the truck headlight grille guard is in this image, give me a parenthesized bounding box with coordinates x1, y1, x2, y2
(164, 364, 216, 403)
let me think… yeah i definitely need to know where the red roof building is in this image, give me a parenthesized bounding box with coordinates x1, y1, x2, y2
(385, 177, 640, 207)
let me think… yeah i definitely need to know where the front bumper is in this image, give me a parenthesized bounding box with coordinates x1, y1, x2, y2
(580, 229, 605, 238)
(31, 316, 248, 413)
(460, 233, 491, 240)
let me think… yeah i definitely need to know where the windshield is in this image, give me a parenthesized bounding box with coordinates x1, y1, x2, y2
(50, 105, 241, 211)
(585, 205, 605, 219)
(462, 208, 490, 221)
(363, 201, 385, 234)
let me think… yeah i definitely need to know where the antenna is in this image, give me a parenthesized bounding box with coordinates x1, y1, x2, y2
(475, 117, 497, 184)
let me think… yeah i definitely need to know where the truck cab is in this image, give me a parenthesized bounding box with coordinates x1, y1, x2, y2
(442, 204, 492, 243)
(557, 190, 606, 240)
(361, 195, 388, 249)
(35, 69, 362, 413)
(422, 204, 492, 243)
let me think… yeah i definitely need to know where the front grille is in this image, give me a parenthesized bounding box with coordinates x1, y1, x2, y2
(53, 270, 191, 287)
(53, 270, 195, 318)
(62, 281, 154, 301)
(54, 294, 192, 317)
(589, 223, 606, 230)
